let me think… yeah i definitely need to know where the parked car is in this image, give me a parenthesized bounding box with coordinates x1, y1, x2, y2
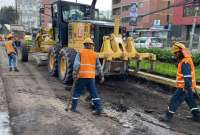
(134, 37, 163, 48)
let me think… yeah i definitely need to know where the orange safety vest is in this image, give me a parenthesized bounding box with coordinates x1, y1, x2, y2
(4, 41, 15, 55)
(176, 57, 196, 89)
(79, 48, 97, 78)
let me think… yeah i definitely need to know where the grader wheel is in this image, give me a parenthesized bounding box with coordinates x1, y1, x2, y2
(48, 46, 60, 76)
(58, 48, 77, 84)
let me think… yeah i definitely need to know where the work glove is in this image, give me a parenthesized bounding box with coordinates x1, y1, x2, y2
(73, 71, 78, 80)
(99, 71, 104, 84)
(100, 76, 104, 84)
(14, 47, 18, 56)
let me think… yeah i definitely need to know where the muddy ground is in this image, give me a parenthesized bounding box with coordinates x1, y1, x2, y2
(0, 48, 200, 135)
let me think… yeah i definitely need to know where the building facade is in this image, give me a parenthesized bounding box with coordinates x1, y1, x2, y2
(16, 0, 42, 32)
(99, 10, 112, 20)
(172, 0, 200, 43)
(16, 0, 57, 32)
(112, 0, 173, 32)
(41, 0, 56, 28)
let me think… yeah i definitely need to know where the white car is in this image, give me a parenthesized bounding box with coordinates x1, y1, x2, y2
(134, 37, 163, 48)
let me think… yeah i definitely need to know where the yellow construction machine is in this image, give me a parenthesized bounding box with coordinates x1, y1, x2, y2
(98, 16, 156, 75)
(21, 27, 55, 65)
(20, 0, 156, 84)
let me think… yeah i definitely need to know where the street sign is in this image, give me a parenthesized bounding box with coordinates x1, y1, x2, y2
(129, 3, 138, 26)
(153, 20, 161, 26)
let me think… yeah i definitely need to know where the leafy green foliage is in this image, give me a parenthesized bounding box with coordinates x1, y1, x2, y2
(192, 53, 200, 66)
(0, 6, 19, 24)
(137, 48, 200, 66)
(24, 40, 33, 46)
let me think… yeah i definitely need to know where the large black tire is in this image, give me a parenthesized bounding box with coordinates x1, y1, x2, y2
(48, 46, 61, 76)
(20, 45, 29, 62)
(58, 48, 77, 84)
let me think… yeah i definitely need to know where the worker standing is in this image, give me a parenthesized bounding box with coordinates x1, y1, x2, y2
(0, 36, 4, 46)
(4, 34, 19, 72)
(160, 42, 200, 122)
(70, 38, 104, 115)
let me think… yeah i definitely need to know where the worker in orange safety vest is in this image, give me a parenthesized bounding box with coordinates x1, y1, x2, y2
(160, 42, 200, 122)
(70, 37, 104, 115)
(4, 33, 19, 72)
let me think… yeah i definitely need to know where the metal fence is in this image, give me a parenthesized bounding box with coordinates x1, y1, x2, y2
(129, 60, 200, 84)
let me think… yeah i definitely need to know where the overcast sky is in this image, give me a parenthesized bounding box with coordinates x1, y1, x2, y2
(0, 0, 112, 11)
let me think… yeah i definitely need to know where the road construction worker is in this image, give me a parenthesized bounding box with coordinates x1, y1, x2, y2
(4, 33, 19, 72)
(160, 42, 200, 122)
(70, 37, 104, 115)
(0, 35, 4, 46)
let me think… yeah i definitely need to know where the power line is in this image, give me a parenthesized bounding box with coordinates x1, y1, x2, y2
(138, 0, 199, 18)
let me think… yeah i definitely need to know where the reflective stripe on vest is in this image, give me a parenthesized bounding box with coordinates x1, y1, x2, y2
(79, 49, 96, 78)
(4, 41, 15, 55)
(176, 57, 196, 89)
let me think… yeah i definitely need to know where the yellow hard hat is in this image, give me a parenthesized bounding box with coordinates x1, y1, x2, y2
(6, 33, 14, 39)
(83, 38, 94, 45)
(171, 42, 186, 53)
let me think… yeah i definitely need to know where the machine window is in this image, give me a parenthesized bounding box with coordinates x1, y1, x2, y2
(62, 6, 85, 22)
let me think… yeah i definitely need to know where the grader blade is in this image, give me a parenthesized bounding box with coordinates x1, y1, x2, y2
(98, 16, 156, 76)
(32, 53, 48, 66)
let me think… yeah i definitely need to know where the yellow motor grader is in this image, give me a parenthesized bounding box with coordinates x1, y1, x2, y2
(21, 27, 56, 65)
(20, 0, 156, 84)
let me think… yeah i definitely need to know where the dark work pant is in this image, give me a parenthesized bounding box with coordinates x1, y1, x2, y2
(166, 89, 200, 120)
(71, 78, 101, 112)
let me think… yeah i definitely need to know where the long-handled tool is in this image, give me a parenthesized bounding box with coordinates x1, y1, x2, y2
(65, 79, 77, 111)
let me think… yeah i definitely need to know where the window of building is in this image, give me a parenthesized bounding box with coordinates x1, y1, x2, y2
(112, 0, 121, 5)
(112, 7, 121, 15)
(184, 0, 192, 2)
(121, 17, 131, 23)
(122, 5, 131, 12)
(183, 6, 200, 17)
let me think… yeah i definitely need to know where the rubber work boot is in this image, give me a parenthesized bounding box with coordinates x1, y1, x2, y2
(92, 110, 101, 116)
(192, 110, 200, 122)
(90, 104, 96, 111)
(159, 114, 172, 122)
(70, 108, 81, 114)
(14, 67, 19, 72)
(159, 116, 171, 122)
(9, 68, 12, 72)
(192, 117, 200, 122)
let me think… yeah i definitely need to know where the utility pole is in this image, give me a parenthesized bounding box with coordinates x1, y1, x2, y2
(198, 36, 200, 51)
(15, 0, 18, 24)
(189, 7, 199, 50)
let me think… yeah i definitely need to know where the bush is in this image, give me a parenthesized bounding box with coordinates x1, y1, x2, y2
(137, 48, 200, 66)
(24, 39, 33, 46)
(192, 53, 200, 66)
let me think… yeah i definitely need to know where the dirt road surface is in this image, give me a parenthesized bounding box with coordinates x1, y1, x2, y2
(0, 47, 200, 135)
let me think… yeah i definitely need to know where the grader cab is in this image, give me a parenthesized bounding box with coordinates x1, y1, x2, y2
(20, 0, 156, 84)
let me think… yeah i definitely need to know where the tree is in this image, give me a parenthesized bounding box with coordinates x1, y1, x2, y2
(0, 6, 19, 24)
